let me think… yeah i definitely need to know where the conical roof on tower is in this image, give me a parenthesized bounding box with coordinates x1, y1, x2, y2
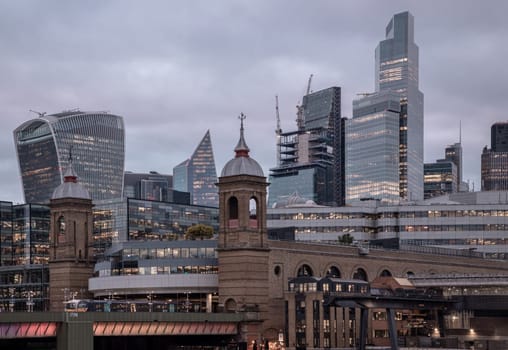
(221, 113, 264, 177)
(51, 156, 91, 200)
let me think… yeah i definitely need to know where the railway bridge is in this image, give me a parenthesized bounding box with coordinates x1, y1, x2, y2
(0, 311, 249, 350)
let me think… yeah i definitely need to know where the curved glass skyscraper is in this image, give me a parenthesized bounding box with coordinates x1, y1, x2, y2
(14, 110, 125, 203)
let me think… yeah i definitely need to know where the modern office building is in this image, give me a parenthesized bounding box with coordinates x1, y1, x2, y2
(491, 122, 508, 152)
(482, 122, 508, 191)
(268, 190, 508, 257)
(0, 201, 50, 311)
(423, 141, 463, 199)
(173, 130, 219, 207)
(123, 171, 190, 204)
(375, 11, 424, 201)
(13, 110, 125, 203)
(346, 91, 401, 204)
(269, 86, 344, 207)
(445, 142, 463, 187)
(423, 160, 457, 199)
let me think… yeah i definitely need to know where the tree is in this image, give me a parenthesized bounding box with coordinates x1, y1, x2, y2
(184, 224, 214, 240)
(338, 233, 354, 245)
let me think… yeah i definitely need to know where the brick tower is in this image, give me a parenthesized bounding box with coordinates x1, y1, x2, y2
(48, 161, 94, 311)
(217, 114, 270, 345)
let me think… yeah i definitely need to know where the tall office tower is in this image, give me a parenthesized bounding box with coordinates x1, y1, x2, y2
(375, 11, 424, 201)
(482, 122, 508, 191)
(173, 130, 218, 207)
(423, 161, 457, 199)
(269, 86, 344, 207)
(491, 122, 508, 152)
(346, 91, 401, 204)
(445, 142, 463, 188)
(14, 110, 125, 203)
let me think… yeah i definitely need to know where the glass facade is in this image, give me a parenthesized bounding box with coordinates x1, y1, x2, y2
(482, 123, 508, 191)
(481, 148, 508, 191)
(14, 111, 125, 203)
(0, 203, 50, 311)
(269, 166, 329, 208)
(270, 87, 343, 206)
(173, 130, 218, 207)
(0, 201, 13, 266)
(127, 198, 219, 241)
(424, 161, 457, 199)
(12, 204, 50, 266)
(347, 91, 401, 204)
(375, 11, 424, 201)
(94, 240, 218, 278)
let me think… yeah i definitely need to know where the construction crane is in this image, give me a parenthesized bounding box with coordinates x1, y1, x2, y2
(296, 74, 313, 132)
(29, 109, 46, 117)
(356, 92, 374, 97)
(275, 95, 282, 135)
(275, 95, 282, 166)
(306, 74, 313, 95)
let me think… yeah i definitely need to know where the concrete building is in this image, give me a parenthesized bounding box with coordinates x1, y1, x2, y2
(268, 191, 508, 256)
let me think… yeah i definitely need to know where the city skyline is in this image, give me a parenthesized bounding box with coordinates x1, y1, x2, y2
(1, 1, 507, 203)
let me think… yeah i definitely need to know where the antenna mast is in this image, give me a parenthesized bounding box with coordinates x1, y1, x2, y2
(275, 95, 282, 166)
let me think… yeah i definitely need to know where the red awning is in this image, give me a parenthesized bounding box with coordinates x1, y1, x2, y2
(93, 322, 237, 336)
(0, 322, 58, 338)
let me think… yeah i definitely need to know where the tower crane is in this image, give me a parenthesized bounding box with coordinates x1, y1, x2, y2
(296, 74, 313, 132)
(306, 74, 313, 95)
(275, 95, 282, 166)
(29, 109, 46, 117)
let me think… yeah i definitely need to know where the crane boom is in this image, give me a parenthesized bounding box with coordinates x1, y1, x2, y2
(306, 74, 313, 95)
(275, 95, 281, 135)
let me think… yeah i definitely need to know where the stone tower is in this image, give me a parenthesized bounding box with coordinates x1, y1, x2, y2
(217, 114, 270, 343)
(49, 162, 94, 311)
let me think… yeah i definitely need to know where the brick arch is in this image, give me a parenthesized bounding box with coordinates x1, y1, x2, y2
(324, 263, 342, 278)
(351, 264, 369, 281)
(377, 266, 394, 277)
(294, 261, 317, 277)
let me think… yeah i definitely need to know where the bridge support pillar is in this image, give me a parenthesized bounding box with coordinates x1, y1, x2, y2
(57, 317, 93, 350)
(386, 308, 399, 350)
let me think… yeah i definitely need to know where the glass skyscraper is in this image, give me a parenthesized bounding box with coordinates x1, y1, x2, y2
(173, 130, 218, 207)
(346, 91, 401, 204)
(375, 11, 424, 201)
(346, 12, 423, 200)
(14, 110, 125, 203)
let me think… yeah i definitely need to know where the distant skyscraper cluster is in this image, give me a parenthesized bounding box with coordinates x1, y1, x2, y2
(269, 11, 427, 206)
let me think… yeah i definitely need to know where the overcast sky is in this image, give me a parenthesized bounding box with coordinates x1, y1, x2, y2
(1, 0, 507, 204)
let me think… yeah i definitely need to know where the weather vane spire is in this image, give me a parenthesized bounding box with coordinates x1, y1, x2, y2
(235, 112, 250, 157)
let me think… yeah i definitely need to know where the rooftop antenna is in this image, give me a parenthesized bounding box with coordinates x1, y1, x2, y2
(275, 95, 282, 166)
(459, 120, 462, 144)
(29, 109, 46, 117)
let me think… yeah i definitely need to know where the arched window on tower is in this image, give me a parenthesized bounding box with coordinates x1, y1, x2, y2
(228, 196, 239, 228)
(249, 197, 258, 228)
(57, 216, 66, 243)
